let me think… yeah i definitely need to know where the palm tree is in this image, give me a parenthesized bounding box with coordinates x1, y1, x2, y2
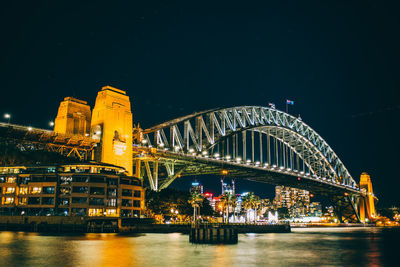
(188, 191, 203, 225)
(220, 192, 237, 223)
(242, 192, 260, 224)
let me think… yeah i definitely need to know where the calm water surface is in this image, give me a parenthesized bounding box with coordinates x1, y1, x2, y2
(0, 227, 398, 266)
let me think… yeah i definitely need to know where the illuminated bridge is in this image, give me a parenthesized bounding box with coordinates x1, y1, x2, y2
(0, 86, 376, 222)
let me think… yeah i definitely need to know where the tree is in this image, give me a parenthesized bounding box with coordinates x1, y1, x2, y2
(189, 191, 203, 224)
(220, 192, 237, 223)
(277, 207, 289, 220)
(242, 192, 260, 224)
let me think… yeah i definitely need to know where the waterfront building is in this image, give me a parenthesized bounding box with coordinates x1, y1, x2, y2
(309, 202, 322, 217)
(275, 186, 310, 217)
(190, 181, 203, 194)
(0, 163, 144, 218)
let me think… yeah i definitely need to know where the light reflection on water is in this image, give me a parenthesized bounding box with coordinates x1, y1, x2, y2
(0, 227, 398, 267)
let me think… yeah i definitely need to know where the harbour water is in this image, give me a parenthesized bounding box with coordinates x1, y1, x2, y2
(0, 227, 398, 266)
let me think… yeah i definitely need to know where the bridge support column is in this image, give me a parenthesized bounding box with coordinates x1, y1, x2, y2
(358, 172, 376, 221)
(332, 194, 360, 223)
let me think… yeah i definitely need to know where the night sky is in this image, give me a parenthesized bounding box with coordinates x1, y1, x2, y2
(1, 1, 399, 206)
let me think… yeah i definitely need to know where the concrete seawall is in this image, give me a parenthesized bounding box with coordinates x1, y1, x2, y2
(0, 216, 290, 234)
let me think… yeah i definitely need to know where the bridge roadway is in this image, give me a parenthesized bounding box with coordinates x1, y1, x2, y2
(0, 122, 98, 160)
(151, 149, 365, 197)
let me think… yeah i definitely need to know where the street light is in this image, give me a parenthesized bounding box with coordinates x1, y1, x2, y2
(4, 113, 10, 124)
(49, 121, 54, 127)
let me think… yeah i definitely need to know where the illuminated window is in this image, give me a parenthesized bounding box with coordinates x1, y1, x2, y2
(6, 177, 16, 183)
(106, 198, 116, 207)
(105, 209, 117, 216)
(19, 197, 27, 205)
(5, 187, 15, 194)
(4, 197, 14, 204)
(19, 187, 28, 195)
(88, 208, 103, 216)
(30, 187, 42, 194)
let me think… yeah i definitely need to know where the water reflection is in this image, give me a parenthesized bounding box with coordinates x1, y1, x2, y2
(0, 227, 398, 266)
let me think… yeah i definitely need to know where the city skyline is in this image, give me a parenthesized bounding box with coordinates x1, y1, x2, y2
(1, 1, 399, 207)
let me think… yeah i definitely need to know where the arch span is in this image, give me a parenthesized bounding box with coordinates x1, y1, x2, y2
(141, 106, 357, 190)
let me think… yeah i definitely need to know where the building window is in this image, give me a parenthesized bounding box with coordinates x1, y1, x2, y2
(122, 199, 132, 207)
(19, 197, 27, 205)
(59, 187, 71, 195)
(42, 197, 54, 205)
(72, 186, 88, 194)
(60, 176, 72, 185)
(30, 187, 42, 194)
(88, 208, 103, 216)
(133, 200, 141, 208)
(121, 209, 132, 217)
(108, 188, 117, 197)
(19, 187, 28, 195)
(71, 208, 86, 216)
(132, 209, 140, 218)
(43, 187, 55, 194)
(89, 176, 105, 183)
(5, 187, 15, 194)
(28, 197, 40, 205)
(59, 198, 70, 206)
(89, 197, 104, 206)
(4, 197, 14, 204)
(90, 187, 105, 195)
(107, 178, 117, 185)
(71, 197, 87, 204)
(105, 209, 117, 217)
(72, 176, 88, 182)
(6, 177, 16, 183)
(106, 198, 117, 207)
(134, 190, 141, 198)
(122, 189, 132, 197)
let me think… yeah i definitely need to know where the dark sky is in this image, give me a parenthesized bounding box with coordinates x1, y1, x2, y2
(1, 1, 399, 206)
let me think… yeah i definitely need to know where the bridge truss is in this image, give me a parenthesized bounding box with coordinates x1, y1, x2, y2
(0, 122, 98, 161)
(138, 106, 367, 222)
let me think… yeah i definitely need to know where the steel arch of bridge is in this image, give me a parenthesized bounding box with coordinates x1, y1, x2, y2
(140, 106, 359, 194)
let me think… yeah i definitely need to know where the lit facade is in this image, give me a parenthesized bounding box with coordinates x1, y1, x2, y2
(275, 185, 310, 217)
(0, 163, 144, 218)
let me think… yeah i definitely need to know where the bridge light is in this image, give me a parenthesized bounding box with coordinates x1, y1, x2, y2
(255, 161, 260, 166)
(279, 166, 284, 170)
(297, 177, 301, 181)
(28, 127, 32, 131)
(272, 164, 277, 168)
(214, 153, 220, 158)
(226, 155, 231, 160)
(4, 113, 11, 124)
(141, 139, 147, 144)
(159, 143, 165, 147)
(49, 121, 54, 127)
(189, 148, 194, 153)
(236, 157, 241, 163)
(174, 146, 180, 151)
(221, 170, 228, 175)
(344, 192, 348, 196)
(202, 151, 208, 155)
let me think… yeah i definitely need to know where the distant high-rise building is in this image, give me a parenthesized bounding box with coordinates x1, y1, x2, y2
(309, 202, 322, 217)
(190, 181, 203, 194)
(275, 186, 310, 217)
(221, 179, 235, 195)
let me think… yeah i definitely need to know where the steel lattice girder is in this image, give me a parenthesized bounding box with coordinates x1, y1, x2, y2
(143, 106, 356, 188)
